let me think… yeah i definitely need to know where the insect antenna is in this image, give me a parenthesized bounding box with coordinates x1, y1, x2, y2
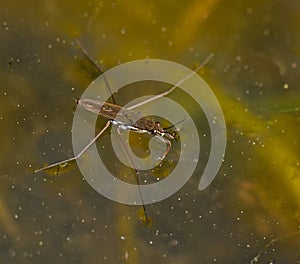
(163, 117, 189, 130)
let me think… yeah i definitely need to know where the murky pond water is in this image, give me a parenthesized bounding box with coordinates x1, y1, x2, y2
(1, 0, 300, 263)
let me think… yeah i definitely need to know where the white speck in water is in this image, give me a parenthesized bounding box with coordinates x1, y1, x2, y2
(83, 11, 88, 18)
(3, 21, 9, 31)
(246, 7, 253, 15)
(120, 235, 126, 240)
(283, 83, 289, 90)
(236, 55, 242, 61)
(168, 41, 173, 46)
(120, 28, 126, 35)
(263, 29, 270, 36)
(161, 27, 167, 33)
(124, 251, 129, 260)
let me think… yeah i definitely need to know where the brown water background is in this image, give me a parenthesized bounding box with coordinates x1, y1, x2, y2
(0, 1, 300, 263)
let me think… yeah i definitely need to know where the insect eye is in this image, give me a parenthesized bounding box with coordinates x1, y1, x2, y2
(172, 131, 179, 141)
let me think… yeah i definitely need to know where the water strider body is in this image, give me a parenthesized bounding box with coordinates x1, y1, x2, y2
(77, 98, 175, 160)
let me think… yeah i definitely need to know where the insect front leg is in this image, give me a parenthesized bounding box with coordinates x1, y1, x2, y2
(155, 136, 171, 161)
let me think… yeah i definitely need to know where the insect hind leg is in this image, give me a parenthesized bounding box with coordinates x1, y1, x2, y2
(34, 120, 112, 173)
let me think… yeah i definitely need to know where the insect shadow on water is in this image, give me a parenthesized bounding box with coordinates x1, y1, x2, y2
(34, 39, 214, 225)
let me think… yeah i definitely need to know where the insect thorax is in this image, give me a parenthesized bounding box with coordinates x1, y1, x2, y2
(134, 117, 157, 131)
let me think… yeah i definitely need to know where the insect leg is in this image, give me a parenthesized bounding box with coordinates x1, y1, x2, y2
(74, 38, 116, 104)
(155, 136, 172, 161)
(34, 120, 112, 173)
(127, 52, 215, 110)
(74, 38, 103, 74)
(115, 126, 152, 226)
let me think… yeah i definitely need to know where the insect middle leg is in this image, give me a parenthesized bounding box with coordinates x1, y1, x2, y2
(34, 120, 112, 173)
(127, 52, 215, 111)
